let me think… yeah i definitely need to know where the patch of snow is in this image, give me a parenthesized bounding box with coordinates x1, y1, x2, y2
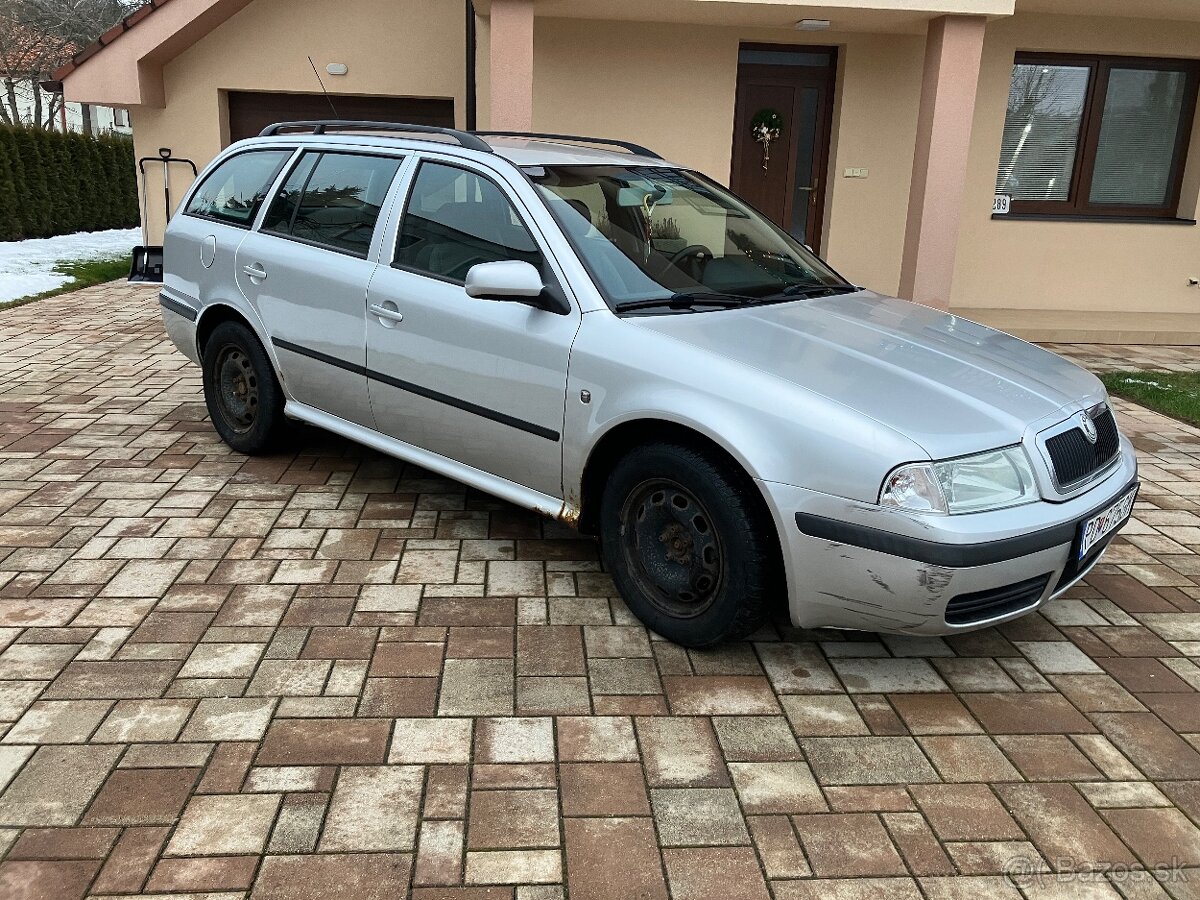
(1114, 376, 1200, 399)
(1116, 377, 1170, 389)
(0, 227, 140, 305)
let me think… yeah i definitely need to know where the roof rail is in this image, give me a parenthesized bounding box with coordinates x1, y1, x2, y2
(258, 120, 494, 153)
(471, 131, 663, 159)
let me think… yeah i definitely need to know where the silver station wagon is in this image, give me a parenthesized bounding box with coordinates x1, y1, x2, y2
(159, 121, 1138, 646)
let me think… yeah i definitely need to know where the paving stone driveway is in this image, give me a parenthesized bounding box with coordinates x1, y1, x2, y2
(1, 282, 1199, 900)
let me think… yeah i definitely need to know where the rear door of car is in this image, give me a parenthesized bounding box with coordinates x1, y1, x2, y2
(235, 146, 410, 428)
(364, 155, 580, 497)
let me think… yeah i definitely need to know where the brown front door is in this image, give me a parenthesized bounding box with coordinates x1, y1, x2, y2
(730, 45, 836, 253)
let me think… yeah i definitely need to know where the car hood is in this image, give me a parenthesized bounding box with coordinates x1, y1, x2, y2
(630, 290, 1104, 459)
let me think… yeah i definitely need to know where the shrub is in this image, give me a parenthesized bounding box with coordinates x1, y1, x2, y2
(0, 125, 138, 240)
(0, 137, 20, 241)
(10, 127, 53, 236)
(46, 130, 78, 234)
(0, 129, 31, 237)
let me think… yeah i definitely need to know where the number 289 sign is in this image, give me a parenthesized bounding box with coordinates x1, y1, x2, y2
(993, 194, 1012, 215)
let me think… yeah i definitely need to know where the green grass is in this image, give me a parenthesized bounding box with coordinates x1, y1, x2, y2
(2, 254, 131, 310)
(1101, 370, 1200, 429)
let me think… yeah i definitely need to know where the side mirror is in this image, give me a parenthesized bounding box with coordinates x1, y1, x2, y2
(464, 260, 568, 314)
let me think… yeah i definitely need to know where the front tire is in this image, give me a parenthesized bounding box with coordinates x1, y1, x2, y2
(201, 321, 286, 454)
(599, 442, 776, 647)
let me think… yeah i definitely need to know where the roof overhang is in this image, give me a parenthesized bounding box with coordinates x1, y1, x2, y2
(56, 0, 253, 108)
(475, 0, 1016, 33)
(502, 0, 1200, 24)
(1015, 0, 1200, 23)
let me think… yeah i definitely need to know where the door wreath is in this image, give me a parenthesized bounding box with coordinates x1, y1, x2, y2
(751, 108, 784, 172)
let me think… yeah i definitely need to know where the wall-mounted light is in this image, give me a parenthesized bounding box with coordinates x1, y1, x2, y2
(796, 19, 831, 31)
(326, 63, 349, 76)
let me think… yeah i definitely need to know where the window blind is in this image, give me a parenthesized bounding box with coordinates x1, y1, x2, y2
(995, 64, 1090, 201)
(1089, 68, 1188, 206)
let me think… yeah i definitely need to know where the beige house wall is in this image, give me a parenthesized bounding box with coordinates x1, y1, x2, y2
(110, 0, 1200, 339)
(953, 13, 1200, 335)
(534, 13, 1200, 337)
(532, 17, 924, 297)
(129, 0, 465, 241)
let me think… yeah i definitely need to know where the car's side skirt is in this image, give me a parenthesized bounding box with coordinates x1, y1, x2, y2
(285, 401, 578, 524)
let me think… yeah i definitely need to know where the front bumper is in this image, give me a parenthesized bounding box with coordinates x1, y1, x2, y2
(761, 436, 1138, 635)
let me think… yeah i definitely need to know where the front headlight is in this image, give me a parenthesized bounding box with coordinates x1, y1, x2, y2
(880, 446, 1039, 515)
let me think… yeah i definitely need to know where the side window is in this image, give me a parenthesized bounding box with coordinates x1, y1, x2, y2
(261, 151, 403, 256)
(395, 162, 543, 282)
(261, 153, 319, 234)
(185, 150, 292, 227)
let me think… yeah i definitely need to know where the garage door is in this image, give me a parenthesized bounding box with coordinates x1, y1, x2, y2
(227, 91, 455, 143)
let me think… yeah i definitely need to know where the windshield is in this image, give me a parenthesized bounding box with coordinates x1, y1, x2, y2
(525, 164, 850, 312)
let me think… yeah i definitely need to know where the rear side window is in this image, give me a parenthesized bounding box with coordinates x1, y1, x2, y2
(395, 161, 542, 282)
(185, 150, 292, 227)
(262, 151, 403, 257)
(261, 153, 319, 234)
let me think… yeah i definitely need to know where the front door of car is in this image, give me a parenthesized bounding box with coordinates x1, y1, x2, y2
(365, 159, 579, 498)
(235, 149, 407, 429)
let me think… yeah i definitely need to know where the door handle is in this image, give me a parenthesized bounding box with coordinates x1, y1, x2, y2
(796, 185, 819, 206)
(242, 263, 267, 281)
(369, 303, 405, 324)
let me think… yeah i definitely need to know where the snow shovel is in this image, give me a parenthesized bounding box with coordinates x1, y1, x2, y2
(129, 148, 198, 283)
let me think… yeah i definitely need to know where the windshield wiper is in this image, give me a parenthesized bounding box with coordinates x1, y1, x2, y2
(780, 282, 859, 299)
(614, 291, 754, 312)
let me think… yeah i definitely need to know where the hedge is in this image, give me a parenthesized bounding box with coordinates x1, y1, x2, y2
(0, 125, 138, 241)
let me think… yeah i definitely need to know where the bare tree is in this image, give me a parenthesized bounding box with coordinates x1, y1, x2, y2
(1007, 64, 1065, 118)
(0, 0, 144, 129)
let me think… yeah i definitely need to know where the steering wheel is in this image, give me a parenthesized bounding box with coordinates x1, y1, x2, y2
(660, 243, 714, 280)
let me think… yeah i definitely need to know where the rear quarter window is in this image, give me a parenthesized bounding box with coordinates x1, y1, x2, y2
(185, 149, 293, 228)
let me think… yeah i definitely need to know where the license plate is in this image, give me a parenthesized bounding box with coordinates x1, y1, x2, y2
(1078, 486, 1137, 560)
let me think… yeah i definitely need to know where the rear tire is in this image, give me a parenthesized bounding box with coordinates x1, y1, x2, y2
(599, 442, 776, 647)
(202, 321, 286, 454)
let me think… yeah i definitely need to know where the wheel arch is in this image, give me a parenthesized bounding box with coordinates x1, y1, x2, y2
(577, 417, 789, 623)
(577, 418, 772, 538)
(194, 302, 293, 407)
(195, 302, 262, 359)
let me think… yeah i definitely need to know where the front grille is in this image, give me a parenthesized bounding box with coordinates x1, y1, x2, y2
(1045, 407, 1120, 487)
(944, 573, 1052, 626)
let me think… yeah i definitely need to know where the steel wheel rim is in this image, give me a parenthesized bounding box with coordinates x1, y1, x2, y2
(618, 477, 724, 618)
(213, 344, 259, 434)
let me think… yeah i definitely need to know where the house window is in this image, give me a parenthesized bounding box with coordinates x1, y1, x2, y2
(113, 108, 130, 128)
(995, 53, 1200, 219)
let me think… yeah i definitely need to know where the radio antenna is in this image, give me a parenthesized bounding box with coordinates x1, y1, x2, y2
(308, 56, 340, 117)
